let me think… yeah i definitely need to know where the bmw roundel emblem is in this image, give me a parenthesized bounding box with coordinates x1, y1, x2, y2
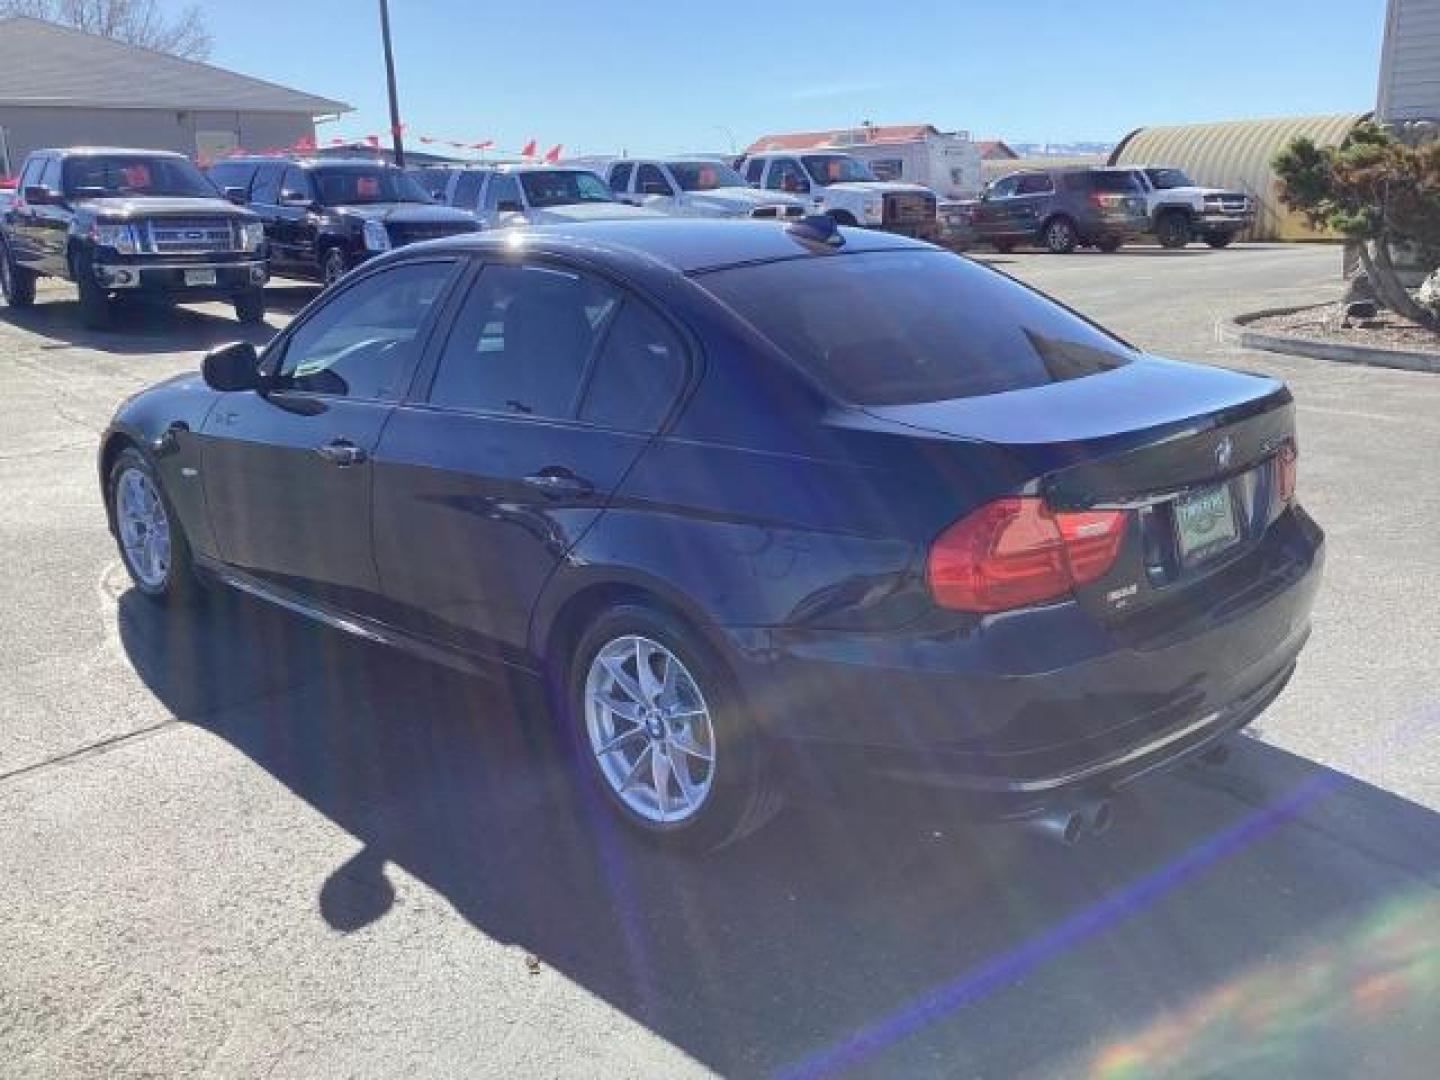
(1215, 435, 1234, 470)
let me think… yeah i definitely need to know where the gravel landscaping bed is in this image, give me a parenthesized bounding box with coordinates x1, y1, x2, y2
(1247, 303, 1440, 354)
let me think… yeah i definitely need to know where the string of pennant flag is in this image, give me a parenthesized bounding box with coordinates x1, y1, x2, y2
(198, 125, 563, 166)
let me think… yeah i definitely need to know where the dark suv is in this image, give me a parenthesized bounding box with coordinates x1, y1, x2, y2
(968, 168, 1149, 254)
(0, 147, 267, 327)
(207, 157, 479, 285)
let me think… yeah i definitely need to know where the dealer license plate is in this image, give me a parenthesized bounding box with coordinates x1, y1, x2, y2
(1174, 483, 1240, 564)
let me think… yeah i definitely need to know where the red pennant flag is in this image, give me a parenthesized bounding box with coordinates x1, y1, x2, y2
(365, 134, 380, 148)
(292, 136, 316, 153)
(520, 139, 537, 158)
(328, 137, 347, 146)
(544, 143, 563, 163)
(391, 123, 406, 138)
(471, 140, 494, 150)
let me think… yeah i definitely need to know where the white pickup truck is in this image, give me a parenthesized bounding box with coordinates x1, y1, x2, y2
(737, 151, 939, 239)
(606, 158, 805, 220)
(1127, 166, 1255, 249)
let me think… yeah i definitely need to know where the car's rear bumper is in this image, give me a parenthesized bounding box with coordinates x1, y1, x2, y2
(723, 508, 1323, 803)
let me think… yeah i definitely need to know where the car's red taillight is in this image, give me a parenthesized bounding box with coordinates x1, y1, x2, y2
(1275, 440, 1298, 506)
(926, 497, 1128, 613)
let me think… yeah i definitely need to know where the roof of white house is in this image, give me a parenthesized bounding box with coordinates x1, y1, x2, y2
(0, 16, 350, 115)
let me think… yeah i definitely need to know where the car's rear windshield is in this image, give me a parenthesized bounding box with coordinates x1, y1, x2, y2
(62, 155, 216, 198)
(1086, 170, 1143, 193)
(700, 250, 1134, 406)
(801, 155, 876, 185)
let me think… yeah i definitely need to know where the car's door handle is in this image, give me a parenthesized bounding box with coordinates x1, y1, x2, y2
(314, 439, 368, 466)
(523, 467, 595, 499)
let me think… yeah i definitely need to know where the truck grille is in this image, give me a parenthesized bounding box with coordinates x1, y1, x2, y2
(1213, 194, 1250, 214)
(882, 192, 937, 226)
(386, 221, 476, 246)
(144, 218, 236, 254)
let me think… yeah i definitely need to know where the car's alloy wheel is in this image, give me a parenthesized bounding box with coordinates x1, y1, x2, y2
(323, 248, 348, 286)
(584, 634, 716, 824)
(115, 465, 172, 591)
(0, 242, 36, 307)
(1045, 217, 1077, 254)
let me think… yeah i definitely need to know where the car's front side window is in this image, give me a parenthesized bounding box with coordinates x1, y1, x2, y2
(426, 263, 620, 419)
(274, 261, 455, 400)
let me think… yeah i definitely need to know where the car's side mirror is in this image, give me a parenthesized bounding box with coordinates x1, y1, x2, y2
(23, 185, 56, 205)
(496, 199, 523, 214)
(223, 186, 250, 206)
(202, 341, 262, 392)
(279, 190, 312, 207)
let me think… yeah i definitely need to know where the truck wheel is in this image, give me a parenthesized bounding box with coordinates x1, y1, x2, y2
(1204, 231, 1237, 249)
(321, 247, 349, 287)
(73, 252, 113, 329)
(233, 288, 266, 324)
(1042, 215, 1078, 254)
(1156, 210, 1191, 249)
(0, 240, 37, 308)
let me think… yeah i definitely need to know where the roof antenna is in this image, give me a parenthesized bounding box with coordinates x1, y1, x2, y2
(785, 214, 845, 248)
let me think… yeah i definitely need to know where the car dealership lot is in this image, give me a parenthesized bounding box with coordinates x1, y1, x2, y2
(2, 247, 1438, 1078)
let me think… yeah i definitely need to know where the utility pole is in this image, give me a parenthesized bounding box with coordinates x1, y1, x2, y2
(379, 0, 406, 167)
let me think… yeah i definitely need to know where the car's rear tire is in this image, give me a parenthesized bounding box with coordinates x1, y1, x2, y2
(321, 246, 349, 287)
(73, 251, 113, 329)
(0, 239, 37, 308)
(108, 446, 204, 606)
(233, 288, 266, 324)
(1204, 231, 1237, 249)
(561, 604, 781, 851)
(1042, 215, 1078, 254)
(1156, 210, 1191, 249)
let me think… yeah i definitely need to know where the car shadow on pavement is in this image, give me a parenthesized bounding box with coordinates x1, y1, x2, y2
(0, 283, 318, 355)
(116, 587, 1440, 1079)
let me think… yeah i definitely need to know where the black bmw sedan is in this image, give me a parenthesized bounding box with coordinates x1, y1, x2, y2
(99, 218, 1323, 849)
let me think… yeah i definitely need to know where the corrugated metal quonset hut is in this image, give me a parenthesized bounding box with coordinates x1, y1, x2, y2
(1108, 113, 1369, 240)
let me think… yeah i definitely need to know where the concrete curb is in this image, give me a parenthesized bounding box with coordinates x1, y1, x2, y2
(1222, 304, 1440, 374)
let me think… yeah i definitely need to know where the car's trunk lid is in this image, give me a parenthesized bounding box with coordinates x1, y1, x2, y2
(864, 356, 1295, 619)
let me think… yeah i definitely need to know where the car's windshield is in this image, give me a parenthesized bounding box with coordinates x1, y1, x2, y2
(801, 155, 876, 185)
(701, 251, 1133, 406)
(1088, 170, 1144, 194)
(1145, 167, 1195, 189)
(517, 170, 614, 207)
(667, 160, 748, 191)
(313, 167, 431, 205)
(61, 155, 217, 198)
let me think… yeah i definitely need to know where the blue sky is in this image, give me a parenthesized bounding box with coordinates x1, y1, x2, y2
(196, 0, 1389, 157)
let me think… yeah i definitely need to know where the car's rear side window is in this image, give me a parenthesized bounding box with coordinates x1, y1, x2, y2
(578, 301, 686, 432)
(700, 251, 1134, 406)
(1086, 170, 1143, 194)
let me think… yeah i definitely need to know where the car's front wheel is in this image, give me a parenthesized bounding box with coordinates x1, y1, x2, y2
(233, 288, 266, 324)
(108, 447, 202, 605)
(1204, 231, 1237, 249)
(73, 251, 113, 329)
(0, 239, 37, 308)
(1156, 211, 1191, 249)
(322, 247, 349, 287)
(565, 605, 780, 851)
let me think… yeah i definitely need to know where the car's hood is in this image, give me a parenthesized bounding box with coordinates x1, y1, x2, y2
(1158, 185, 1248, 201)
(825, 181, 934, 195)
(77, 195, 254, 220)
(686, 187, 804, 211)
(531, 202, 668, 222)
(332, 202, 477, 224)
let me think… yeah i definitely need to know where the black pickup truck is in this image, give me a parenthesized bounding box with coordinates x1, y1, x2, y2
(0, 147, 268, 328)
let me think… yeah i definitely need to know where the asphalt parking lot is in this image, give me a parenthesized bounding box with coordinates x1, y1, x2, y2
(2, 245, 1438, 1079)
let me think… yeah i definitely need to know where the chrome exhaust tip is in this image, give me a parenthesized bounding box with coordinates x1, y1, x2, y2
(1024, 806, 1086, 846)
